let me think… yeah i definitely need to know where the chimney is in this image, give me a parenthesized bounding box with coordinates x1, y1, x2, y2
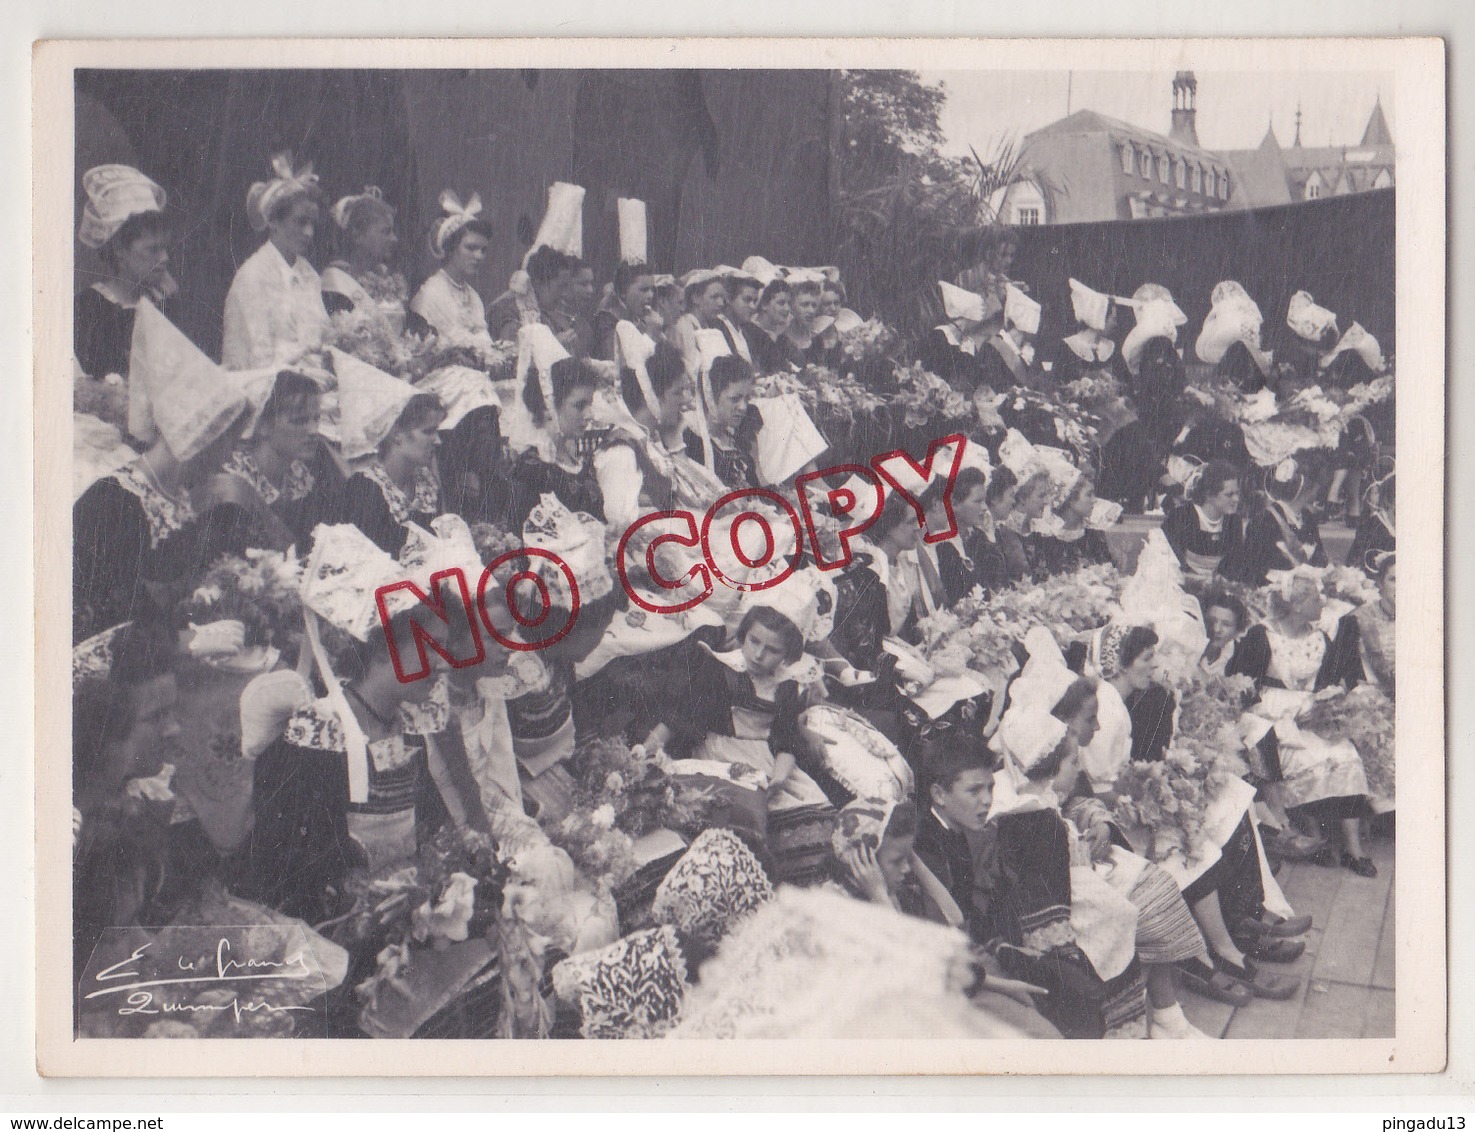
(1170, 71, 1200, 147)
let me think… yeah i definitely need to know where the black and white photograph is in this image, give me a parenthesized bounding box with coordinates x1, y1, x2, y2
(32, 36, 1446, 1077)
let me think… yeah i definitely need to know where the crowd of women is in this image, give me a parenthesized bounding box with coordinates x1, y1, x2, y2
(68, 153, 1396, 1041)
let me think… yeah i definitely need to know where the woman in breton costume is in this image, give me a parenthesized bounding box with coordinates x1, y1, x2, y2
(670, 268, 730, 376)
(508, 341, 607, 526)
(73, 301, 249, 642)
(1045, 279, 1125, 388)
(718, 267, 760, 365)
(978, 284, 1044, 391)
(1075, 622, 1303, 1006)
(781, 270, 828, 362)
(1194, 281, 1275, 397)
(1027, 471, 1117, 581)
(985, 646, 1150, 1040)
(221, 154, 330, 371)
(1226, 565, 1375, 877)
(739, 258, 801, 376)
(595, 332, 723, 529)
(1160, 460, 1247, 584)
(916, 280, 993, 395)
(805, 276, 850, 371)
(196, 369, 332, 556)
(592, 201, 656, 361)
(74, 164, 175, 381)
(684, 330, 761, 490)
(320, 186, 409, 335)
(408, 190, 496, 359)
(1224, 456, 1329, 588)
(249, 522, 488, 924)
(1120, 286, 1190, 456)
(332, 348, 445, 557)
(1003, 629, 1221, 1038)
(1349, 553, 1396, 695)
(1348, 466, 1396, 578)
(1273, 290, 1342, 390)
(487, 182, 585, 347)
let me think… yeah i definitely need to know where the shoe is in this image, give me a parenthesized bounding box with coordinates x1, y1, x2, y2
(1236, 936, 1305, 964)
(1237, 912, 1313, 939)
(1342, 852, 1378, 878)
(1212, 953, 1301, 1001)
(1150, 1004, 1214, 1039)
(1177, 959, 1253, 1006)
(1310, 845, 1339, 868)
(1261, 827, 1325, 862)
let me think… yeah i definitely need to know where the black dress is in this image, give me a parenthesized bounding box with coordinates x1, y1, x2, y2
(1160, 503, 1246, 582)
(1094, 421, 1164, 514)
(913, 806, 1000, 944)
(741, 322, 800, 376)
(1346, 511, 1395, 574)
(1028, 528, 1114, 580)
(340, 464, 441, 557)
(508, 447, 606, 528)
(73, 462, 207, 642)
(682, 429, 759, 491)
(916, 328, 984, 394)
(74, 287, 138, 379)
(1222, 504, 1328, 587)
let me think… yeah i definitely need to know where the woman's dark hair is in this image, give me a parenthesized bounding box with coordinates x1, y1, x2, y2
(340, 194, 395, 241)
(1050, 676, 1100, 726)
(73, 621, 177, 789)
(882, 800, 919, 843)
(1117, 626, 1160, 673)
(922, 734, 995, 793)
(613, 261, 652, 298)
(985, 465, 1019, 506)
(757, 278, 791, 311)
(441, 217, 494, 258)
(525, 356, 599, 426)
(256, 371, 323, 433)
(789, 279, 823, 299)
(385, 393, 446, 447)
(821, 279, 848, 305)
(1025, 735, 1076, 783)
(1190, 459, 1242, 505)
(99, 211, 170, 269)
(725, 274, 761, 300)
(872, 489, 921, 541)
(736, 605, 805, 665)
(684, 277, 726, 308)
(1217, 340, 1268, 394)
(1198, 591, 1249, 635)
(620, 341, 687, 412)
(707, 354, 755, 400)
(526, 245, 573, 288)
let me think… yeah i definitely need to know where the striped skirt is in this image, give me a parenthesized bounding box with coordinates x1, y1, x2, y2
(1128, 862, 1210, 965)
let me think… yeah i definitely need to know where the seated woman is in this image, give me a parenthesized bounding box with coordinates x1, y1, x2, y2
(509, 355, 606, 526)
(741, 277, 800, 376)
(592, 262, 655, 362)
(1077, 625, 1302, 1005)
(806, 278, 848, 370)
(685, 353, 761, 490)
(1160, 461, 1247, 585)
(74, 306, 249, 641)
(1047, 281, 1124, 387)
(320, 186, 408, 336)
(917, 281, 992, 395)
(924, 468, 993, 605)
(670, 270, 729, 375)
(74, 164, 174, 381)
(999, 469, 1052, 584)
(1348, 468, 1395, 577)
(222, 154, 329, 370)
(410, 193, 496, 361)
(782, 276, 826, 362)
(593, 339, 723, 529)
(835, 799, 965, 927)
(987, 666, 1150, 1039)
(1348, 553, 1396, 695)
(340, 390, 446, 557)
(1227, 566, 1374, 876)
(1029, 473, 1116, 580)
(72, 620, 185, 983)
(197, 370, 331, 556)
(1225, 457, 1329, 587)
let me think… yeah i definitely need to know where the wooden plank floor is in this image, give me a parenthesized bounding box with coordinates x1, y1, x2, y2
(1179, 828, 1395, 1040)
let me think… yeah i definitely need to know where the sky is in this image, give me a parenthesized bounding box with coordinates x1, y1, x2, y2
(922, 70, 1396, 158)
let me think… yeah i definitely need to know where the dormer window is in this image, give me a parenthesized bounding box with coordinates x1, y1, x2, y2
(1140, 150, 1153, 178)
(1159, 153, 1171, 182)
(1175, 159, 1186, 189)
(1191, 164, 1203, 193)
(1121, 142, 1135, 174)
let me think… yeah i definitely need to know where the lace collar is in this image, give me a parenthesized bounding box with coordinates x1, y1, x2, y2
(222, 447, 314, 507)
(1062, 330, 1114, 364)
(113, 460, 195, 548)
(361, 461, 441, 524)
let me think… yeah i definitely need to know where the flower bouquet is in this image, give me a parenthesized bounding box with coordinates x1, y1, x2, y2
(182, 549, 304, 650)
(984, 562, 1125, 646)
(891, 362, 976, 430)
(73, 368, 130, 432)
(1296, 683, 1395, 799)
(754, 364, 889, 428)
(839, 317, 898, 364)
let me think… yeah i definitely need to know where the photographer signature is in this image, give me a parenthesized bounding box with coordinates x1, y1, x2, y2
(84, 938, 316, 1020)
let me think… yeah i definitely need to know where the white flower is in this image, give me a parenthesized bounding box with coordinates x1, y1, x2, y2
(192, 584, 223, 604)
(590, 804, 617, 830)
(414, 872, 478, 943)
(605, 771, 626, 793)
(103, 372, 125, 387)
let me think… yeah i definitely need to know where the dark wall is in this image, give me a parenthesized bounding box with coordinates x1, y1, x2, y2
(75, 68, 834, 360)
(1007, 189, 1396, 349)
